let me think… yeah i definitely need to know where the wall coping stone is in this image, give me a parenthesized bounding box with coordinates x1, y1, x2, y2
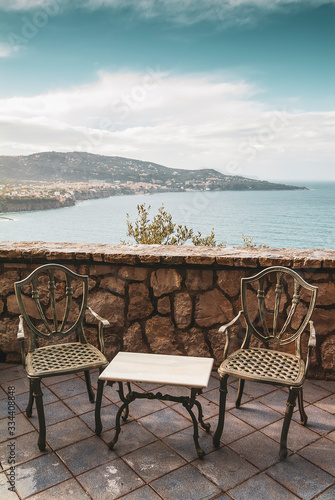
(0, 242, 334, 269)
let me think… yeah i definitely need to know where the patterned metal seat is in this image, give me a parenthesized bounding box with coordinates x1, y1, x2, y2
(213, 266, 318, 460)
(14, 264, 109, 451)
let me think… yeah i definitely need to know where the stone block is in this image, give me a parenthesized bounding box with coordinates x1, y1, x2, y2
(72, 277, 96, 298)
(185, 269, 213, 291)
(86, 291, 125, 328)
(138, 254, 160, 263)
(118, 266, 149, 281)
(91, 252, 104, 262)
(311, 308, 335, 336)
(208, 325, 240, 366)
(0, 270, 20, 296)
(104, 253, 137, 264)
(89, 264, 118, 276)
(46, 298, 80, 324)
(46, 251, 74, 260)
(323, 258, 335, 268)
(176, 328, 211, 358)
(157, 296, 171, 315)
(0, 317, 22, 358)
(185, 256, 215, 265)
(321, 334, 335, 372)
(100, 276, 125, 295)
(174, 292, 192, 329)
(315, 281, 335, 307)
(195, 289, 234, 327)
(127, 283, 153, 321)
(123, 322, 150, 353)
(217, 269, 245, 297)
(145, 316, 181, 354)
(7, 293, 40, 319)
(102, 331, 122, 361)
(75, 252, 91, 260)
(160, 255, 185, 265)
(216, 257, 235, 266)
(150, 269, 182, 297)
(258, 256, 292, 267)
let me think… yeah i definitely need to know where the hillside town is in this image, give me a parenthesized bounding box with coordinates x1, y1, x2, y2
(0, 178, 214, 213)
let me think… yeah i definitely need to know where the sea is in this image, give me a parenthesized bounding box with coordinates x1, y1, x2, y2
(0, 181, 334, 250)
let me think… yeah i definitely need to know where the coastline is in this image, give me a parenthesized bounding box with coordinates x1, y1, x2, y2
(0, 183, 308, 215)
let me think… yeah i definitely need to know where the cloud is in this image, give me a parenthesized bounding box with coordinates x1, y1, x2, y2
(0, 0, 334, 26)
(0, 70, 334, 180)
(0, 42, 22, 57)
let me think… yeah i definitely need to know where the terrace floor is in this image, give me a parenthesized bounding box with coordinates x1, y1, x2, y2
(1, 362, 335, 500)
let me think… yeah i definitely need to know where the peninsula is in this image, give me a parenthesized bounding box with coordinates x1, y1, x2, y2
(0, 152, 307, 213)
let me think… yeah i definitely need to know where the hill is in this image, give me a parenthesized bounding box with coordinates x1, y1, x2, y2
(0, 152, 306, 191)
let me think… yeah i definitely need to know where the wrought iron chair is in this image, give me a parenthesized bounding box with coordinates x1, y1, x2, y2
(14, 263, 109, 451)
(213, 266, 318, 460)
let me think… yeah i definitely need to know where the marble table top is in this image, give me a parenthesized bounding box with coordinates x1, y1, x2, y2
(99, 352, 214, 388)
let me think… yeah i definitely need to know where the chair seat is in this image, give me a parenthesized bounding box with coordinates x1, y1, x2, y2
(218, 348, 305, 386)
(26, 342, 107, 377)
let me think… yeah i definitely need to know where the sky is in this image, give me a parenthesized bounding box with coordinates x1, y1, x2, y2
(0, 0, 334, 182)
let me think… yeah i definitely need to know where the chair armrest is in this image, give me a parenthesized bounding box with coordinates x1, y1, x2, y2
(218, 311, 244, 334)
(86, 306, 110, 355)
(86, 306, 110, 327)
(17, 315, 26, 367)
(219, 311, 244, 360)
(308, 321, 316, 348)
(305, 320, 316, 374)
(17, 315, 25, 340)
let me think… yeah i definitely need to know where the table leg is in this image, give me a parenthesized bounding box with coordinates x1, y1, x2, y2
(182, 396, 205, 459)
(106, 383, 208, 458)
(108, 382, 135, 450)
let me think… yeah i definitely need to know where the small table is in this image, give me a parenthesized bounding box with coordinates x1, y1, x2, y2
(98, 352, 214, 458)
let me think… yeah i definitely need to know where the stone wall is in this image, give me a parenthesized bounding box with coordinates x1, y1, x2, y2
(0, 242, 334, 379)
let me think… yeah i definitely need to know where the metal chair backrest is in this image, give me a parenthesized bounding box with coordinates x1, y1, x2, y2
(241, 266, 318, 352)
(14, 264, 89, 352)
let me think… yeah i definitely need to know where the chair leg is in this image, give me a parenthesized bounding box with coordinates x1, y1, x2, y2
(297, 387, 308, 426)
(32, 378, 46, 451)
(26, 378, 34, 418)
(279, 387, 298, 460)
(84, 370, 95, 403)
(95, 378, 105, 436)
(235, 378, 245, 408)
(213, 374, 228, 447)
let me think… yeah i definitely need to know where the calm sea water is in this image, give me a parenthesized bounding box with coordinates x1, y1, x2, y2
(1, 181, 334, 250)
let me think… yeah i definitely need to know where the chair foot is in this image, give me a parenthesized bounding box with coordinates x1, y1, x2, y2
(38, 440, 46, 452)
(213, 374, 228, 447)
(26, 379, 34, 417)
(279, 387, 298, 461)
(279, 447, 288, 461)
(235, 379, 245, 408)
(94, 378, 105, 435)
(33, 379, 46, 452)
(84, 370, 95, 403)
(298, 388, 308, 426)
(213, 435, 221, 448)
